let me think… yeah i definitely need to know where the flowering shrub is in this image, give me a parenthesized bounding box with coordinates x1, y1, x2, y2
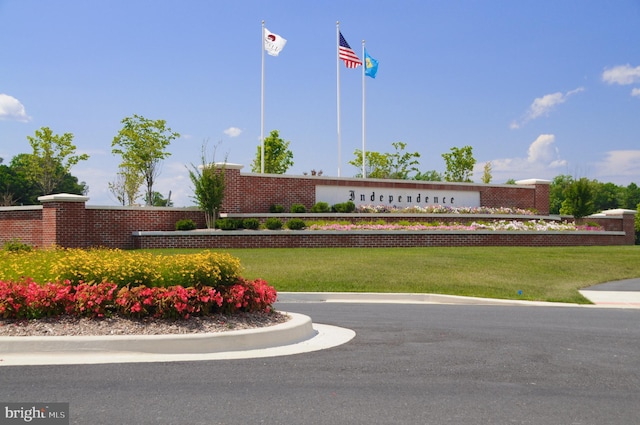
(0, 278, 276, 320)
(220, 278, 278, 314)
(49, 249, 241, 288)
(115, 284, 225, 319)
(72, 281, 118, 318)
(0, 249, 56, 285)
(0, 278, 73, 319)
(355, 205, 536, 215)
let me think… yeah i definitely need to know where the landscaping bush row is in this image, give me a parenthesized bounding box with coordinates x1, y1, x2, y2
(0, 277, 277, 320)
(269, 201, 355, 214)
(215, 217, 305, 230)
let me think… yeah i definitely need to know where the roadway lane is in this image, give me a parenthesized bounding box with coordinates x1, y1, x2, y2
(1, 302, 638, 425)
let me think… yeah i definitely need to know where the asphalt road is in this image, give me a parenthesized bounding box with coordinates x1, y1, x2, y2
(1, 302, 639, 425)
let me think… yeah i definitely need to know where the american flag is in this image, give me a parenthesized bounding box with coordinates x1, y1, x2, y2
(339, 32, 362, 69)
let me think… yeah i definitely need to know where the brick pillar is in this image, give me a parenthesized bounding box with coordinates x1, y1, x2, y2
(515, 179, 551, 215)
(38, 193, 89, 248)
(219, 163, 244, 214)
(602, 209, 637, 245)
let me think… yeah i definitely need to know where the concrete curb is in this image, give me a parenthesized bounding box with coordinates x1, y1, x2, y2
(0, 312, 315, 356)
(276, 291, 640, 309)
(276, 292, 583, 307)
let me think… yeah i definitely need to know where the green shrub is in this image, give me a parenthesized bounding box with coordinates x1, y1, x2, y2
(175, 219, 197, 231)
(215, 218, 240, 230)
(265, 217, 283, 230)
(290, 203, 307, 213)
(286, 218, 306, 230)
(2, 239, 33, 252)
(310, 202, 330, 213)
(242, 218, 260, 230)
(269, 204, 285, 213)
(332, 201, 356, 213)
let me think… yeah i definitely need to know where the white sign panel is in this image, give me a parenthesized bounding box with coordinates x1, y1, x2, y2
(315, 185, 480, 208)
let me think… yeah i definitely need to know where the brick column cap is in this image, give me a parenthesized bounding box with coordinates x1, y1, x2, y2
(197, 163, 243, 171)
(38, 193, 89, 203)
(515, 179, 551, 186)
(217, 162, 243, 170)
(599, 209, 637, 216)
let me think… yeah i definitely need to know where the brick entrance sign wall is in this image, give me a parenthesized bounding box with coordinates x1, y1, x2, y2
(0, 166, 636, 249)
(218, 164, 551, 215)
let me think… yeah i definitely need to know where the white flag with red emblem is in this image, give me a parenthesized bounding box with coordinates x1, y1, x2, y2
(264, 28, 287, 56)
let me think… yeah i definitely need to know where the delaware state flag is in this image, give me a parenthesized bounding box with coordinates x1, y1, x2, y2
(364, 49, 378, 78)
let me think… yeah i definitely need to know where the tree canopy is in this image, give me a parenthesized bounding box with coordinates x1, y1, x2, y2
(442, 145, 476, 183)
(22, 127, 89, 196)
(112, 114, 179, 205)
(349, 141, 420, 179)
(251, 130, 294, 174)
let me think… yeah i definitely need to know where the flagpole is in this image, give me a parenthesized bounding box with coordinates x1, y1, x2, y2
(336, 21, 342, 177)
(362, 40, 367, 179)
(261, 20, 265, 174)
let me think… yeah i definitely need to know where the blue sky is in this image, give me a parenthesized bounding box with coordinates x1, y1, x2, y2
(1, 0, 640, 206)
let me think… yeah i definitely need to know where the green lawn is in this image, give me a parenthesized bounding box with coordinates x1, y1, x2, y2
(148, 246, 640, 304)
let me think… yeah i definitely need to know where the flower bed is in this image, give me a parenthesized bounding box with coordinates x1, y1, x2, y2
(307, 220, 602, 232)
(0, 277, 276, 320)
(0, 248, 278, 320)
(354, 205, 536, 214)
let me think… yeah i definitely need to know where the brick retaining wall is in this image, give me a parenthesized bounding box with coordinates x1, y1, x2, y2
(0, 206, 43, 247)
(132, 229, 628, 249)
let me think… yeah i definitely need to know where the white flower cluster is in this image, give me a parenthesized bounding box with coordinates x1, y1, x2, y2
(355, 205, 535, 215)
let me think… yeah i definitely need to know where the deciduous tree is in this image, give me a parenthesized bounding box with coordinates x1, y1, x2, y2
(112, 114, 179, 205)
(442, 145, 476, 183)
(349, 150, 391, 178)
(189, 143, 226, 228)
(481, 161, 492, 184)
(414, 170, 443, 181)
(23, 127, 89, 196)
(560, 177, 594, 218)
(108, 164, 144, 206)
(350, 141, 420, 179)
(251, 130, 294, 174)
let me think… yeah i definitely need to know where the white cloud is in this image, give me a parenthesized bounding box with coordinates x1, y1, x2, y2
(527, 134, 564, 164)
(476, 134, 567, 182)
(224, 127, 242, 138)
(595, 150, 640, 182)
(602, 64, 640, 85)
(631, 88, 640, 97)
(0, 94, 31, 122)
(511, 88, 584, 129)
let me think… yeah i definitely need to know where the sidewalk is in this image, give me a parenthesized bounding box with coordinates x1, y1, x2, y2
(579, 278, 640, 309)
